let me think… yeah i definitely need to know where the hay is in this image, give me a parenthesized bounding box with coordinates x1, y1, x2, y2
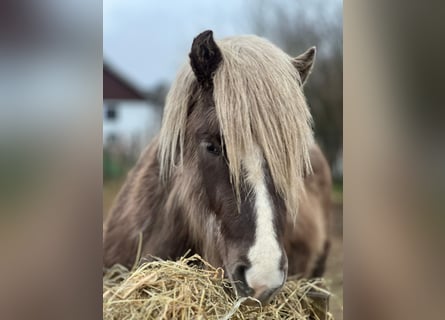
(103, 254, 333, 320)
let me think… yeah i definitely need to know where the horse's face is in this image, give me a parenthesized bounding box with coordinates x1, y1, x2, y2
(186, 30, 315, 304)
(187, 98, 288, 304)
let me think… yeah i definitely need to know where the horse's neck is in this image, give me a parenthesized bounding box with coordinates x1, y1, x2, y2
(104, 138, 211, 266)
(125, 150, 201, 261)
(124, 139, 219, 263)
(162, 167, 223, 265)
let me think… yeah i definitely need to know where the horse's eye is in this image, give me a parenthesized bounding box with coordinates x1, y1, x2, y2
(203, 142, 220, 156)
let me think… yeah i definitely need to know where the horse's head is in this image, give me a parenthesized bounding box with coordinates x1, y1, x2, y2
(160, 30, 315, 304)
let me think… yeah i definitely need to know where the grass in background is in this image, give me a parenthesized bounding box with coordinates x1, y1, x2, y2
(332, 180, 343, 205)
(103, 177, 126, 217)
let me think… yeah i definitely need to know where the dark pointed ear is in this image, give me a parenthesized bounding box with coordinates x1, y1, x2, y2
(292, 47, 316, 86)
(189, 30, 222, 88)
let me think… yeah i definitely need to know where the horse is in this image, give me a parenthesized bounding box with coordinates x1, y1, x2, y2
(103, 30, 332, 304)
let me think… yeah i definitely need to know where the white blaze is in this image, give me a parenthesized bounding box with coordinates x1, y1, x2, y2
(243, 145, 284, 296)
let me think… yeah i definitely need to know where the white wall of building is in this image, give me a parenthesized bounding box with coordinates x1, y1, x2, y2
(103, 101, 162, 156)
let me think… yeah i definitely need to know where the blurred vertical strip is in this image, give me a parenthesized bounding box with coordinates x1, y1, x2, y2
(0, 0, 102, 319)
(345, 0, 444, 319)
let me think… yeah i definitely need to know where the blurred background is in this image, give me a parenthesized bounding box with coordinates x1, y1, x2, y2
(103, 0, 343, 318)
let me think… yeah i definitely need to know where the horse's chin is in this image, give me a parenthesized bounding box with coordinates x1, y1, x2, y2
(235, 290, 277, 307)
(240, 297, 264, 307)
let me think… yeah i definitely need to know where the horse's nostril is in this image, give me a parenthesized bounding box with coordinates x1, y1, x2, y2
(233, 264, 247, 282)
(232, 264, 254, 296)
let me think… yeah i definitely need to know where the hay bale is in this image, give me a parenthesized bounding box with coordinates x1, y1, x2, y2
(103, 254, 333, 320)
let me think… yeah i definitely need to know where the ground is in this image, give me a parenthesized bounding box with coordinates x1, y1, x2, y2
(103, 179, 343, 319)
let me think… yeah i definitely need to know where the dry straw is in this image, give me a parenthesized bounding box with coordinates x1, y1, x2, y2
(103, 254, 333, 320)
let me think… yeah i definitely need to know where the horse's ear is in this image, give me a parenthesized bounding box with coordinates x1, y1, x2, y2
(292, 46, 316, 86)
(189, 30, 222, 88)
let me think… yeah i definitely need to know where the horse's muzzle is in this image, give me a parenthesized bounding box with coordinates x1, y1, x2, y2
(231, 264, 283, 305)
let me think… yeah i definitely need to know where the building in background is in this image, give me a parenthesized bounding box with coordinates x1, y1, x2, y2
(103, 63, 162, 180)
(103, 63, 162, 157)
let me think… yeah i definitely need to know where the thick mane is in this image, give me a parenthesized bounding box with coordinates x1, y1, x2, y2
(158, 35, 314, 219)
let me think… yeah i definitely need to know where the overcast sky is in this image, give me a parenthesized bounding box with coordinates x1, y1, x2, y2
(104, 0, 255, 90)
(104, 0, 341, 90)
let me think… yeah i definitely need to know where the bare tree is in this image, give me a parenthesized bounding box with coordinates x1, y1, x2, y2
(144, 82, 169, 114)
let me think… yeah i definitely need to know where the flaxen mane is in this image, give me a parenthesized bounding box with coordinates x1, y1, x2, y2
(159, 35, 314, 219)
